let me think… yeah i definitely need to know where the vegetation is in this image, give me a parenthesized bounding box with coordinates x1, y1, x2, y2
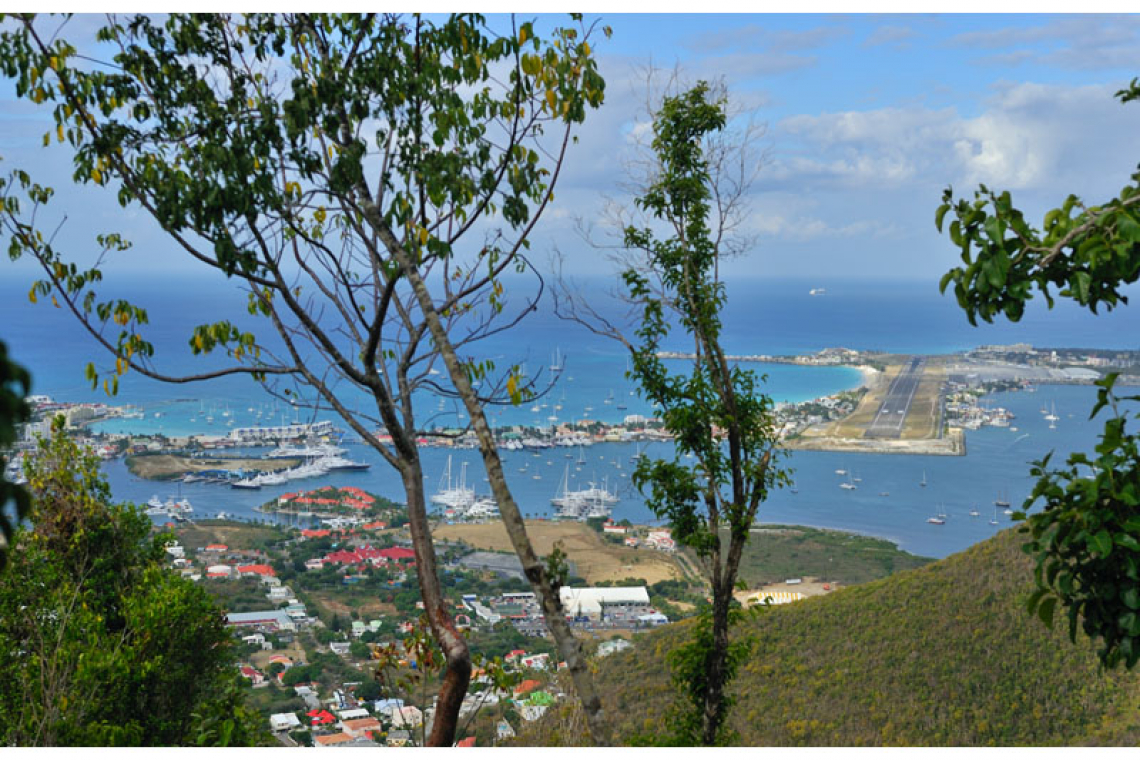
(618, 82, 784, 745)
(937, 78, 1140, 669)
(0, 420, 265, 746)
(581, 527, 1140, 746)
(0, 12, 610, 744)
(0, 338, 30, 570)
(731, 526, 932, 587)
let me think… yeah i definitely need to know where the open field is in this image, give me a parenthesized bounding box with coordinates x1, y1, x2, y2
(173, 520, 286, 552)
(306, 591, 398, 620)
(127, 453, 300, 480)
(435, 521, 683, 585)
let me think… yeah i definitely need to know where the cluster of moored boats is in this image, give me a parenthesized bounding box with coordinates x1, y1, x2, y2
(145, 495, 194, 519)
(429, 455, 622, 522)
(230, 445, 370, 489)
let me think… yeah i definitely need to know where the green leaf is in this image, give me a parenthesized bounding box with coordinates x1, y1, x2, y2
(1090, 529, 1113, 558)
(1037, 595, 1057, 628)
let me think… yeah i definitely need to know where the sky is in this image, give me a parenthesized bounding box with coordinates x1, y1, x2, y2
(2, 11, 1140, 286)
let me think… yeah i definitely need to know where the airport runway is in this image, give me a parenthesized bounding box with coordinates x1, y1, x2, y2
(866, 357, 925, 438)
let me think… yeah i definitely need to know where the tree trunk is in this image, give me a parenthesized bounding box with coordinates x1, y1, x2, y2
(399, 459, 472, 746)
(702, 584, 732, 745)
(385, 236, 612, 746)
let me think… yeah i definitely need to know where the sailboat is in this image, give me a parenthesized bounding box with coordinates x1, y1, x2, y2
(839, 471, 857, 490)
(989, 504, 999, 526)
(920, 470, 927, 487)
(550, 347, 563, 374)
(994, 489, 1011, 508)
(1044, 402, 1059, 422)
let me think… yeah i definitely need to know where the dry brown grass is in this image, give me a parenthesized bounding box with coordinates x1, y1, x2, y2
(434, 521, 683, 585)
(128, 454, 300, 479)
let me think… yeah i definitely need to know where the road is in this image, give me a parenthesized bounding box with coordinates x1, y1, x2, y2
(865, 357, 925, 439)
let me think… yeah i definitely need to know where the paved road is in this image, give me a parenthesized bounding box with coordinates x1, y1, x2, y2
(866, 357, 925, 439)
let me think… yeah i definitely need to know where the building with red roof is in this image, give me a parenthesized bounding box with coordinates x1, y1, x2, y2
(301, 529, 332, 539)
(456, 737, 476, 747)
(237, 563, 276, 578)
(378, 546, 416, 563)
(307, 709, 336, 726)
(513, 679, 542, 697)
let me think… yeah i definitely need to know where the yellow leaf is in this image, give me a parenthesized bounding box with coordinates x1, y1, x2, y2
(57, 123, 64, 143)
(418, 226, 429, 245)
(546, 89, 556, 112)
(28, 286, 37, 304)
(518, 26, 528, 45)
(314, 206, 326, 223)
(51, 295, 60, 308)
(91, 167, 102, 184)
(583, 42, 591, 56)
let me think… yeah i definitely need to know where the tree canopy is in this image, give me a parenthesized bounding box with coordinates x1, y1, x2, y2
(0, 418, 264, 746)
(937, 77, 1140, 670)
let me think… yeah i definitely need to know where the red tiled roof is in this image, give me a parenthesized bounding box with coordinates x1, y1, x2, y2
(378, 546, 416, 561)
(514, 679, 542, 696)
(238, 563, 276, 577)
(205, 543, 228, 551)
(456, 737, 476, 747)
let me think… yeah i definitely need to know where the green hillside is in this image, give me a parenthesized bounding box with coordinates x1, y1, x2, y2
(590, 527, 1140, 746)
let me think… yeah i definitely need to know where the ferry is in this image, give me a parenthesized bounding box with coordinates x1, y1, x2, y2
(809, 288, 826, 296)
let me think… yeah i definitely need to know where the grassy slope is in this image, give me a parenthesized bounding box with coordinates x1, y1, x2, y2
(595, 527, 1140, 746)
(731, 525, 932, 587)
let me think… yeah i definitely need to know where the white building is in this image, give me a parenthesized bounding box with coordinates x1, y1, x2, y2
(559, 586, 651, 621)
(269, 712, 302, 732)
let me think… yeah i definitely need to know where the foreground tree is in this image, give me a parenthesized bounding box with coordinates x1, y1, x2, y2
(572, 82, 784, 744)
(937, 79, 1140, 669)
(0, 13, 609, 743)
(0, 339, 31, 570)
(0, 419, 264, 745)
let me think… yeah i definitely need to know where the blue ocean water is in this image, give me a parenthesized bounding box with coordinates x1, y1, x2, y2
(3, 274, 1139, 558)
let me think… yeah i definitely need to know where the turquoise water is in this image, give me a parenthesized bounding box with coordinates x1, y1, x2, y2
(3, 275, 1137, 558)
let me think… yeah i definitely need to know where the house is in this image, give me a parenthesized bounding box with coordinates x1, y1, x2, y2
(206, 564, 235, 579)
(226, 610, 296, 632)
(602, 520, 628, 535)
(377, 546, 416, 563)
(637, 612, 669, 627)
(314, 732, 354, 746)
(390, 705, 423, 728)
(372, 698, 405, 718)
(519, 703, 549, 722)
(386, 730, 411, 747)
(351, 621, 366, 638)
(238, 563, 276, 578)
(520, 653, 550, 671)
(238, 665, 266, 687)
(456, 736, 476, 747)
(341, 717, 383, 738)
(597, 639, 632, 657)
(335, 708, 370, 721)
(301, 529, 332, 539)
(513, 679, 542, 698)
(329, 642, 351, 656)
(242, 633, 272, 650)
(304, 558, 325, 571)
(269, 712, 302, 732)
(307, 709, 337, 727)
(497, 720, 515, 740)
(204, 543, 229, 552)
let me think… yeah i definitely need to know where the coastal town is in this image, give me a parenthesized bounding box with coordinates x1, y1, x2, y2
(4, 342, 1139, 744)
